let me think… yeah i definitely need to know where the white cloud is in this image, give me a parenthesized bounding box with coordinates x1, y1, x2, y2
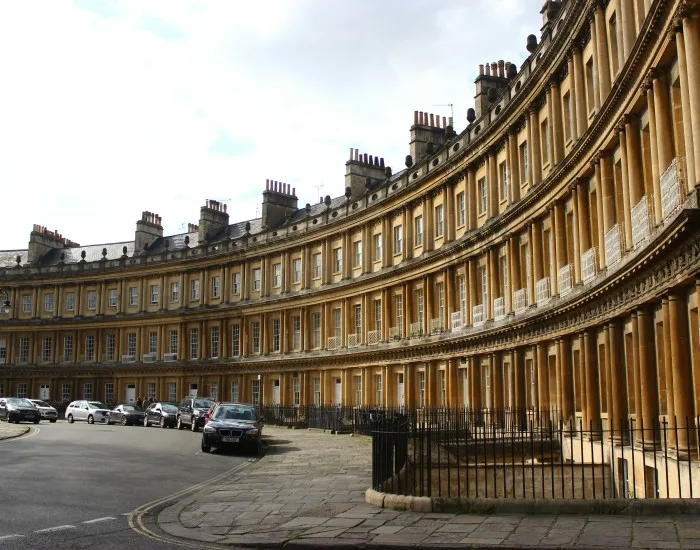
(0, 0, 541, 250)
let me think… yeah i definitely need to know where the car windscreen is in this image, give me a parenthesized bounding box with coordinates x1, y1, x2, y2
(123, 405, 143, 412)
(31, 400, 51, 407)
(88, 402, 108, 409)
(213, 406, 256, 421)
(7, 398, 31, 406)
(162, 404, 178, 413)
(194, 400, 213, 409)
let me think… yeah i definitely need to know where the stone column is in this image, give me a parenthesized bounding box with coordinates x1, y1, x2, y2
(567, 52, 579, 139)
(548, 206, 558, 292)
(661, 298, 675, 445)
(554, 202, 567, 290)
(631, 313, 642, 439)
(423, 195, 433, 253)
(546, 84, 556, 165)
(445, 183, 455, 242)
(638, 306, 660, 442)
(593, 156, 606, 268)
(529, 107, 542, 185)
(572, 44, 587, 138)
(492, 352, 504, 413)
(642, 76, 662, 225)
(668, 292, 697, 456)
(674, 17, 696, 191)
(558, 336, 575, 427)
(593, 0, 611, 101)
(620, 0, 636, 59)
(509, 237, 521, 302)
(683, 7, 700, 190)
(626, 116, 644, 213)
(513, 348, 527, 430)
(584, 330, 602, 433)
(652, 70, 675, 189)
(550, 80, 564, 164)
(588, 10, 600, 112)
(488, 248, 498, 319)
(508, 131, 521, 202)
(618, 120, 633, 250)
(467, 170, 477, 230)
(571, 184, 582, 283)
(536, 343, 549, 425)
(608, 320, 629, 440)
(531, 221, 543, 289)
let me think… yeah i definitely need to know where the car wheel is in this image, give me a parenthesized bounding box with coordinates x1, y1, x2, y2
(191, 418, 198, 432)
(105, 415, 112, 426)
(143, 416, 149, 427)
(87, 415, 94, 425)
(33, 418, 40, 424)
(201, 441, 211, 453)
(50, 420, 56, 423)
(121, 417, 128, 426)
(160, 417, 166, 428)
(67, 414, 74, 424)
(177, 416, 183, 430)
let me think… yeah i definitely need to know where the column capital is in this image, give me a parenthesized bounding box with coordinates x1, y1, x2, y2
(615, 115, 629, 133)
(679, 1, 700, 21)
(591, 0, 606, 13)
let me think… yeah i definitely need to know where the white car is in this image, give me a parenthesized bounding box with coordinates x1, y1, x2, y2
(29, 399, 58, 423)
(65, 400, 110, 424)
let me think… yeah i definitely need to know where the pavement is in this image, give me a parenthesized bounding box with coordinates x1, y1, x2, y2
(150, 426, 700, 549)
(0, 421, 30, 440)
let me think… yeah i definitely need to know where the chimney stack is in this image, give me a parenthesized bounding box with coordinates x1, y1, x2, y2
(134, 211, 164, 253)
(345, 149, 388, 201)
(261, 179, 298, 229)
(28, 225, 80, 264)
(409, 110, 450, 163)
(198, 200, 229, 243)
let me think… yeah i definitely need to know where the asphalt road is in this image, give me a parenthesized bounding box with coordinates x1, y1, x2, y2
(0, 419, 253, 549)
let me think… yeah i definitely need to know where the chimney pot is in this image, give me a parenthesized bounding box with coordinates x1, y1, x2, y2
(430, 113, 435, 127)
(479, 64, 484, 75)
(363, 153, 368, 164)
(485, 63, 491, 76)
(414, 111, 418, 124)
(292, 187, 296, 196)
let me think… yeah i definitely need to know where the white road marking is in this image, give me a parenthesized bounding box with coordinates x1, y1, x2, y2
(0, 535, 24, 541)
(120, 512, 131, 516)
(34, 525, 76, 533)
(82, 517, 116, 524)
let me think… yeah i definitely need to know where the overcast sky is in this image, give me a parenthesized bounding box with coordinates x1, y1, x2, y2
(0, 0, 542, 251)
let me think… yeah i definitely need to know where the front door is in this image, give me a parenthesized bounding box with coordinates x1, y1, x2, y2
(272, 380, 280, 406)
(126, 385, 136, 404)
(189, 384, 198, 398)
(39, 385, 50, 400)
(334, 379, 342, 405)
(397, 374, 405, 408)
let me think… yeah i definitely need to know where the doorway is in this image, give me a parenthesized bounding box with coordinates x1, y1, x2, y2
(39, 385, 50, 401)
(272, 380, 280, 406)
(334, 378, 342, 405)
(126, 384, 136, 403)
(397, 374, 405, 408)
(189, 383, 198, 398)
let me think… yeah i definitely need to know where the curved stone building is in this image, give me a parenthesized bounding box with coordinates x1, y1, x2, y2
(1, 0, 699, 453)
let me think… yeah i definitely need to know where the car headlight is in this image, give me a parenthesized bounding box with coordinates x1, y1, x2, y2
(204, 425, 217, 433)
(246, 429, 259, 437)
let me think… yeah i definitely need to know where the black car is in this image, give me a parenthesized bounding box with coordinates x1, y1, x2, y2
(201, 403, 263, 454)
(143, 402, 178, 428)
(177, 397, 215, 432)
(0, 398, 40, 424)
(106, 404, 145, 426)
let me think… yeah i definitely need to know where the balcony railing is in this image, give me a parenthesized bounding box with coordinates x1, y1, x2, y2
(347, 333, 361, 348)
(536, 277, 550, 306)
(603, 223, 621, 268)
(493, 297, 506, 320)
(450, 311, 463, 331)
(389, 326, 402, 340)
(660, 156, 685, 220)
(121, 354, 136, 364)
(367, 330, 380, 346)
(327, 336, 341, 350)
(631, 196, 651, 248)
(472, 304, 484, 326)
(581, 247, 597, 283)
(409, 321, 423, 338)
(513, 288, 528, 314)
(163, 352, 177, 362)
(143, 352, 157, 363)
(430, 317, 444, 333)
(558, 264, 573, 297)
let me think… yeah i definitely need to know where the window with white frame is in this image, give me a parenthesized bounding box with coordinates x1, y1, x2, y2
(374, 233, 382, 262)
(354, 375, 362, 405)
(374, 299, 382, 331)
(19, 337, 29, 363)
(419, 371, 426, 407)
(84, 383, 93, 400)
(65, 291, 75, 311)
(313, 253, 322, 278)
(435, 204, 444, 237)
(168, 382, 176, 403)
(87, 290, 96, 310)
(146, 383, 155, 400)
(375, 374, 383, 405)
(105, 383, 114, 405)
(333, 248, 342, 273)
(394, 225, 403, 253)
(437, 282, 445, 322)
(395, 295, 403, 332)
(293, 377, 300, 405)
(524, 243, 531, 303)
(106, 334, 115, 361)
(149, 284, 159, 304)
(415, 289, 424, 327)
(520, 142, 528, 181)
(273, 263, 281, 287)
(313, 378, 321, 405)
(17, 383, 27, 399)
(457, 192, 466, 226)
(0, 337, 6, 362)
(189, 328, 198, 359)
(440, 370, 447, 406)
(22, 295, 31, 313)
(312, 313, 321, 348)
(252, 268, 262, 291)
(61, 383, 71, 401)
(458, 275, 466, 319)
(63, 335, 73, 362)
(252, 320, 260, 353)
(293, 259, 302, 283)
(480, 266, 488, 306)
(231, 381, 239, 403)
(190, 279, 200, 300)
(86, 335, 95, 361)
(128, 287, 138, 307)
(500, 161, 508, 201)
(292, 316, 301, 350)
(252, 379, 260, 406)
(170, 282, 179, 303)
(210, 382, 218, 401)
(415, 215, 423, 246)
(231, 324, 240, 357)
(169, 330, 177, 354)
(126, 333, 136, 358)
(232, 272, 241, 295)
(333, 308, 341, 339)
(272, 319, 280, 352)
(211, 276, 220, 298)
(500, 255, 509, 306)
(107, 288, 117, 308)
(210, 326, 219, 358)
(354, 304, 362, 335)
(149, 331, 157, 355)
(353, 241, 362, 268)
(478, 178, 487, 214)
(44, 293, 54, 312)
(41, 336, 52, 362)
(541, 120, 550, 164)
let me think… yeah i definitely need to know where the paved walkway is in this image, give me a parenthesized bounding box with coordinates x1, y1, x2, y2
(156, 427, 700, 549)
(0, 421, 30, 440)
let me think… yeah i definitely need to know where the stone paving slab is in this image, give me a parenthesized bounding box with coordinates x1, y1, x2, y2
(0, 422, 30, 440)
(156, 426, 700, 549)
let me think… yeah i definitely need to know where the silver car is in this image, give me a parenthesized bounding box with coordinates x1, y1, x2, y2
(65, 400, 110, 424)
(29, 399, 58, 423)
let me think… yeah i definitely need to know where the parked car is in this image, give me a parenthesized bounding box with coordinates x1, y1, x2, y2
(0, 398, 41, 424)
(106, 404, 145, 426)
(201, 403, 263, 454)
(65, 400, 110, 424)
(177, 397, 215, 432)
(28, 399, 58, 423)
(143, 402, 178, 428)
